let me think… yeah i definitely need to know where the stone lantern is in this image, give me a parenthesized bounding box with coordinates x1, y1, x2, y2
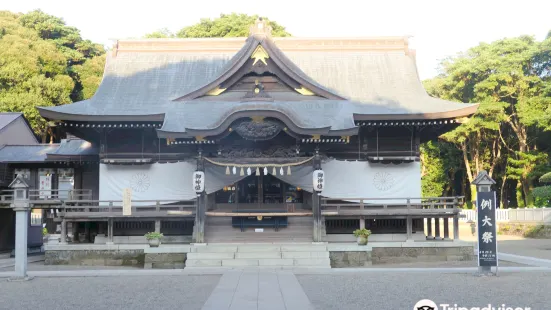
(8, 174, 31, 280)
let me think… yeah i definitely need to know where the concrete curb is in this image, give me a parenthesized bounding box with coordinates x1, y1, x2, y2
(1, 266, 550, 278)
(499, 252, 551, 268)
(0, 256, 45, 269)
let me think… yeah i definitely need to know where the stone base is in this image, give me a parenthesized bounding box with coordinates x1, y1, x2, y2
(371, 246, 474, 264)
(45, 250, 145, 267)
(144, 253, 186, 269)
(330, 251, 372, 267)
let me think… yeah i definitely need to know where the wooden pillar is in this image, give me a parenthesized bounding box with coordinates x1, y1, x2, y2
(434, 217, 442, 240)
(443, 218, 450, 240)
(71, 221, 78, 242)
(359, 200, 365, 229)
(312, 150, 323, 242)
(453, 215, 459, 240)
(406, 216, 413, 240)
(60, 218, 67, 244)
(426, 218, 434, 240)
(193, 152, 206, 244)
(107, 218, 114, 244)
(194, 193, 206, 243)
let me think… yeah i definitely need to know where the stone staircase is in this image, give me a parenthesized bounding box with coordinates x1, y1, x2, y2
(186, 243, 331, 268)
(204, 216, 314, 243)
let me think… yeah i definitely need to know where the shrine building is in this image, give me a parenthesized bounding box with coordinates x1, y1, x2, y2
(0, 19, 477, 250)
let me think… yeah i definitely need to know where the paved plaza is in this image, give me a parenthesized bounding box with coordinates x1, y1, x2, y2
(1, 237, 551, 309)
(1, 268, 550, 310)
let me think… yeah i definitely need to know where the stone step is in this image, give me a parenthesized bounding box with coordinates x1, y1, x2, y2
(192, 246, 238, 253)
(282, 251, 330, 259)
(281, 245, 327, 252)
(235, 252, 282, 259)
(187, 252, 235, 259)
(258, 258, 294, 266)
(222, 259, 259, 267)
(237, 245, 281, 252)
(185, 259, 222, 267)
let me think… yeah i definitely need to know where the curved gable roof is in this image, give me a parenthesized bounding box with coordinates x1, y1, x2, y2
(38, 35, 477, 135)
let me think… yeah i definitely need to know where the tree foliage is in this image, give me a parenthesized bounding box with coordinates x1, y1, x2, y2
(175, 13, 290, 38)
(0, 10, 105, 140)
(424, 34, 551, 207)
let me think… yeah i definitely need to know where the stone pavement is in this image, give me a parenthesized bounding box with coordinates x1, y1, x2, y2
(498, 238, 551, 260)
(201, 270, 313, 310)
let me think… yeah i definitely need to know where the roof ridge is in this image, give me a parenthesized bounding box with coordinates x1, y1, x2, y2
(114, 36, 411, 54)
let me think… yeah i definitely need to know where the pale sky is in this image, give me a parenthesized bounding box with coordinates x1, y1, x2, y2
(3, 0, 550, 80)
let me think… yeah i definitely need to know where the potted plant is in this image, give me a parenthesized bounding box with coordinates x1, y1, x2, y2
(42, 227, 48, 243)
(145, 232, 163, 247)
(353, 228, 372, 245)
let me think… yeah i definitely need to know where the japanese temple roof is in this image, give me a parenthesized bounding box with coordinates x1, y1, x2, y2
(0, 113, 23, 131)
(0, 139, 98, 163)
(38, 32, 477, 137)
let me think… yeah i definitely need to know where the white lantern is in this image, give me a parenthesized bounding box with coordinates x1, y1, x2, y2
(313, 169, 324, 192)
(193, 171, 205, 193)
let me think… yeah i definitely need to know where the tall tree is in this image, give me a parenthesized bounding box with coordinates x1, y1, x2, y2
(0, 10, 105, 140)
(176, 13, 290, 38)
(424, 34, 551, 207)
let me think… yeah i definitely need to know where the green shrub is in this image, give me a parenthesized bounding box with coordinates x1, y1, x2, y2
(524, 225, 545, 238)
(144, 232, 163, 240)
(42, 228, 48, 236)
(353, 228, 372, 238)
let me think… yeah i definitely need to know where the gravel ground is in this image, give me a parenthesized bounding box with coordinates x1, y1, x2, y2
(0, 275, 220, 310)
(298, 272, 551, 310)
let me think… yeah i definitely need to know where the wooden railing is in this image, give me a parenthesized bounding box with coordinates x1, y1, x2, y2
(320, 196, 464, 217)
(0, 189, 93, 203)
(57, 199, 197, 219)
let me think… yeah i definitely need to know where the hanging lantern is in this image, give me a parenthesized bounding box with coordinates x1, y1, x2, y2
(279, 167, 284, 175)
(232, 166, 237, 175)
(225, 166, 230, 175)
(263, 167, 268, 175)
(272, 167, 277, 175)
(256, 167, 260, 175)
(287, 166, 291, 175)
(240, 167, 244, 176)
(193, 171, 205, 193)
(247, 167, 251, 175)
(312, 169, 324, 192)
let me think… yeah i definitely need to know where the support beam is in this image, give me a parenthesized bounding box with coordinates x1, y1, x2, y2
(434, 217, 442, 240)
(359, 216, 365, 230)
(13, 207, 29, 280)
(193, 193, 206, 243)
(60, 218, 67, 244)
(443, 218, 450, 240)
(107, 218, 114, 244)
(453, 215, 459, 241)
(406, 216, 413, 240)
(312, 149, 323, 242)
(312, 191, 322, 242)
(155, 220, 161, 233)
(426, 218, 434, 240)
